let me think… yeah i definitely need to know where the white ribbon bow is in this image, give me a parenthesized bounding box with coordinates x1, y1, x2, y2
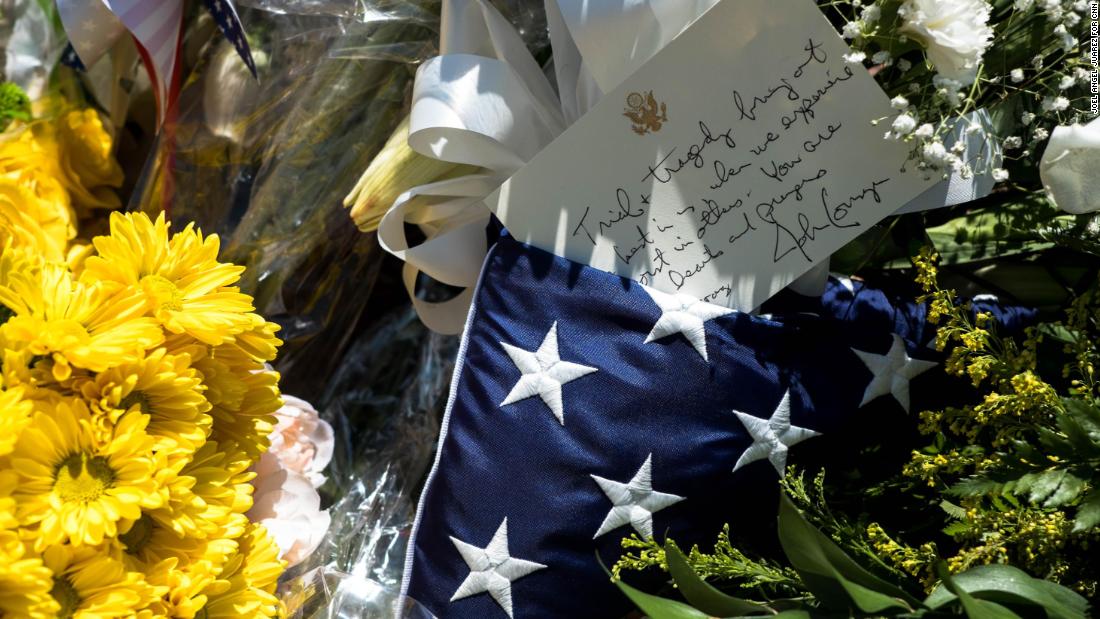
(380, 0, 999, 334)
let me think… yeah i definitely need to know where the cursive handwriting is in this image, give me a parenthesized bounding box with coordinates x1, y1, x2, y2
(669, 243, 726, 289)
(642, 121, 738, 183)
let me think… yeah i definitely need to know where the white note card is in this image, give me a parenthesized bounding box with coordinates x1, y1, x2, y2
(485, 0, 939, 309)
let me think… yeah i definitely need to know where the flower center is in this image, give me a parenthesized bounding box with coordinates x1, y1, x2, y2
(120, 389, 153, 413)
(53, 453, 115, 503)
(50, 577, 81, 619)
(120, 514, 154, 554)
(141, 274, 184, 312)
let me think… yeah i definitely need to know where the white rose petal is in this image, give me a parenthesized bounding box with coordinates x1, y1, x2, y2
(1040, 117, 1100, 213)
(899, 0, 994, 84)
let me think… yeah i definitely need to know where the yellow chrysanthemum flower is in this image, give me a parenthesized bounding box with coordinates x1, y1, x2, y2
(0, 260, 163, 381)
(0, 530, 58, 618)
(82, 212, 257, 346)
(118, 512, 240, 577)
(143, 557, 217, 619)
(209, 367, 282, 461)
(153, 440, 254, 541)
(76, 347, 212, 455)
(0, 179, 74, 261)
(54, 108, 125, 212)
(42, 543, 160, 618)
(0, 385, 32, 455)
(10, 399, 163, 548)
(196, 523, 284, 618)
(0, 107, 123, 215)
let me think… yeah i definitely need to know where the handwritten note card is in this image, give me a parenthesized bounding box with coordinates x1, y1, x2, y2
(485, 0, 939, 309)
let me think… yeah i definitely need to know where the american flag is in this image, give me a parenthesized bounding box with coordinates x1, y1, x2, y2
(400, 234, 1033, 618)
(59, 0, 255, 120)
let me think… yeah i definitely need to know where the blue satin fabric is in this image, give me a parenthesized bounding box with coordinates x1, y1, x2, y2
(404, 234, 1035, 618)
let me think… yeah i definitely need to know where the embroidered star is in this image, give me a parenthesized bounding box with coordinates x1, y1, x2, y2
(852, 333, 937, 413)
(450, 519, 546, 618)
(591, 454, 685, 539)
(642, 286, 733, 362)
(731, 389, 820, 475)
(500, 322, 597, 425)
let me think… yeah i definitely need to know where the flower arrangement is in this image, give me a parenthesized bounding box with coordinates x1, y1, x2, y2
(0, 91, 289, 616)
(0, 208, 287, 617)
(836, 0, 1092, 179)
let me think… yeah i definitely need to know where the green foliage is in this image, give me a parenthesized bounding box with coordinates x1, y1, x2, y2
(0, 82, 32, 130)
(612, 487, 1088, 618)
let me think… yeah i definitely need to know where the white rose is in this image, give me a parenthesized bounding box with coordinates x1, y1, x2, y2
(899, 0, 994, 84)
(1039, 117, 1100, 214)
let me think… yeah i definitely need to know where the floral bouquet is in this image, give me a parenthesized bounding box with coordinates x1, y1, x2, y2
(0, 208, 287, 617)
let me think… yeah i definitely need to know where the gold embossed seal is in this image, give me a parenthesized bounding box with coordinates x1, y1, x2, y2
(623, 91, 668, 135)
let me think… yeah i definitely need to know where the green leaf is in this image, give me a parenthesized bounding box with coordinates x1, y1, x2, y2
(940, 499, 968, 519)
(833, 572, 913, 614)
(777, 495, 919, 611)
(1016, 469, 1086, 508)
(1073, 490, 1100, 532)
(935, 564, 1023, 619)
(612, 577, 712, 619)
(664, 541, 773, 617)
(926, 564, 1088, 619)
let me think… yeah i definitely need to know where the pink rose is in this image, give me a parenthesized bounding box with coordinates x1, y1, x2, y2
(249, 459, 331, 567)
(268, 395, 334, 488)
(249, 394, 335, 567)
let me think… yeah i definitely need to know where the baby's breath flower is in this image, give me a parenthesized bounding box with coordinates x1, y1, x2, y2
(862, 4, 882, 23)
(891, 95, 910, 110)
(897, 58, 913, 72)
(843, 21, 863, 39)
(1041, 95, 1070, 112)
(891, 113, 918, 137)
(1003, 136, 1023, 149)
(991, 168, 1009, 182)
(915, 123, 935, 138)
(1010, 68, 1025, 82)
(844, 51, 867, 64)
(1034, 127, 1050, 141)
(873, 50, 893, 65)
(1021, 111, 1036, 125)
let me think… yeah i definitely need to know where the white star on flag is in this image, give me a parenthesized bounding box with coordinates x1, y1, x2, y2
(731, 389, 820, 475)
(852, 333, 938, 413)
(450, 518, 546, 618)
(500, 322, 597, 425)
(591, 453, 685, 539)
(642, 286, 733, 362)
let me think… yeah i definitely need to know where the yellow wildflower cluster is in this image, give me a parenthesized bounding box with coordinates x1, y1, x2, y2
(865, 523, 939, 587)
(0, 107, 286, 617)
(902, 248, 1100, 595)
